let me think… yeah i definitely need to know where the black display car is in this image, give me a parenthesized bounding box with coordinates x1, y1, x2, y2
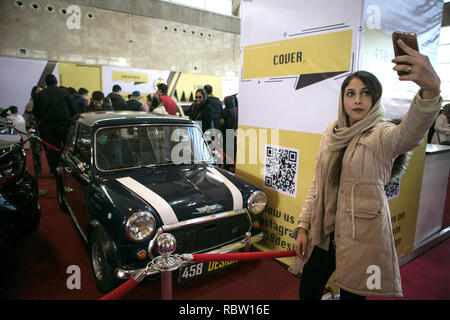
(56, 111, 266, 293)
(0, 118, 41, 264)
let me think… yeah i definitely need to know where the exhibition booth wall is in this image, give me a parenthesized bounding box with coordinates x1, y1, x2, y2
(236, 0, 446, 276)
(0, 56, 239, 116)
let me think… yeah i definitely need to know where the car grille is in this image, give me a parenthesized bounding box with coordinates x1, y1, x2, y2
(164, 212, 251, 255)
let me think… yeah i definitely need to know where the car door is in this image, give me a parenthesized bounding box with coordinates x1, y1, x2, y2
(63, 123, 92, 242)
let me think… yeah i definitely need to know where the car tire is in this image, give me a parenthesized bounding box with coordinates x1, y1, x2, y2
(55, 166, 69, 214)
(89, 231, 116, 294)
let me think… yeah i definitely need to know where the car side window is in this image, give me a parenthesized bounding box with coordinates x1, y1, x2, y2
(75, 124, 92, 172)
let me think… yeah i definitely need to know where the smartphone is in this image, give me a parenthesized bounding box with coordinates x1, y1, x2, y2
(392, 32, 419, 75)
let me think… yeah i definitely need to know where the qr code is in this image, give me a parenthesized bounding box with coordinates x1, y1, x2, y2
(264, 145, 299, 197)
(385, 177, 400, 200)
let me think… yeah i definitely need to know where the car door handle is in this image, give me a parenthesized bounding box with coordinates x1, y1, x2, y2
(64, 167, 73, 174)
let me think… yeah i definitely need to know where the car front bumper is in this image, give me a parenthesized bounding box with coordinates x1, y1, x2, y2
(115, 231, 264, 280)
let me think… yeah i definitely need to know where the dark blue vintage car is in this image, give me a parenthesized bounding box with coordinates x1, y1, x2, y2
(0, 118, 41, 264)
(56, 111, 266, 293)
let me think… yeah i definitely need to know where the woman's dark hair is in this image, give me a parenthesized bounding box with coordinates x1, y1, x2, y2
(224, 95, 235, 108)
(195, 88, 206, 101)
(149, 94, 161, 111)
(341, 71, 383, 106)
(443, 103, 450, 114)
(31, 85, 42, 99)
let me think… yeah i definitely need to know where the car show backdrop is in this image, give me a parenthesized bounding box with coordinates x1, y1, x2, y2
(0, 57, 238, 116)
(236, 0, 443, 268)
(101, 66, 227, 103)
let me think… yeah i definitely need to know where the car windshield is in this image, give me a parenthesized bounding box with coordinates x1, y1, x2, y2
(94, 124, 213, 171)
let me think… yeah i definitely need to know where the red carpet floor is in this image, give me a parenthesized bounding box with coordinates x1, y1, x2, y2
(0, 150, 448, 300)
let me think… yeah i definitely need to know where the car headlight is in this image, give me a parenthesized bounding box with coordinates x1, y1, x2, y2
(125, 211, 156, 242)
(247, 190, 267, 214)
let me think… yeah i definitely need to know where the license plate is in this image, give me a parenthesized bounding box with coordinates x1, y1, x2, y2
(178, 260, 238, 282)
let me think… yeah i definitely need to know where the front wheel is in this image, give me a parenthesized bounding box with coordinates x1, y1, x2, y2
(89, 232, 116, 294)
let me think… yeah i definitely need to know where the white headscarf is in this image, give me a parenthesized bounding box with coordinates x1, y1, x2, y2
(313, 90, 384, 241)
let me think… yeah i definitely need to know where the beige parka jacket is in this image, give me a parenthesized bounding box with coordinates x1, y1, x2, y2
(289, 92, 442, 297)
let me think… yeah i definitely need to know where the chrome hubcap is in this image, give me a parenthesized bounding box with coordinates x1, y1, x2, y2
(91, 242, 103, 281)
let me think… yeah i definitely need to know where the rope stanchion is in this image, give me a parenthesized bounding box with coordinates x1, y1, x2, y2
(38, 138, 61, 152)
(191, 250, 296, 262)
(22, 138, 29, 146)
(97, 249, 296, 300)
(13, 128, 28, 136)
(99, 278, 139, 300)
(14, 127, 62, 152)
(99, 268, 147, 300)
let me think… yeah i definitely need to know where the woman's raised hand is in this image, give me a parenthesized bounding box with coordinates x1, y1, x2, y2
(392, 39, 441, 99)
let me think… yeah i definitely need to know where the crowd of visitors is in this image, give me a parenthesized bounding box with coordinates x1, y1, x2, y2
(0, 78, 240, 177)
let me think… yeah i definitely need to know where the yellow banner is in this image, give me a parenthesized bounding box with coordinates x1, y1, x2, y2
(112, 71, 148, 82)
(236, 125, 428, 263)
(243, 30, 353, 79)
(235, 125, 322, 266)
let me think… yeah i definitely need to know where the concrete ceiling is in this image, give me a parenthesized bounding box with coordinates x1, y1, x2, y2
(60, 0, 240, 34)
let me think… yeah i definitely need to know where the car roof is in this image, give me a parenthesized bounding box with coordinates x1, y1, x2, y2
(76, 111, 194, 127)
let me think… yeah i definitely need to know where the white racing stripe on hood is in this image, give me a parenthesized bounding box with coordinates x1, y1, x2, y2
(207, 167, 243, 210)
(116, 177, 178, 225)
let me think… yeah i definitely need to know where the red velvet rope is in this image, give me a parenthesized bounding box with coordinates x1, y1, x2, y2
(14, 127, 62, 152)
(99, 278, 138, 300)
(98, 250, 295, 300)
(12, 128, 28, 136)
(39, 139, 61, 152)
(192, 250, 296, 262)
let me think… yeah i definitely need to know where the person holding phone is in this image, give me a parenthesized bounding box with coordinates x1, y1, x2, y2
(290, 38, 442, 300)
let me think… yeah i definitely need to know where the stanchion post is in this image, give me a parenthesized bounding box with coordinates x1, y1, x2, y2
(152, 233, 182, 300)
(31, 145, 39, 184)
(161, 270, 173, 300)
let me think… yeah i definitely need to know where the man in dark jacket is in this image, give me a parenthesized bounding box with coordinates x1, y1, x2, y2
(107, 85, 126, 111)
(73, 87, 89, 114)
(203, 84, 223, 129)
(33, 74, 76, 174)
(221, 96, 238, 170)
(86, 91, 113, 112)
(125, 91, 144, 111)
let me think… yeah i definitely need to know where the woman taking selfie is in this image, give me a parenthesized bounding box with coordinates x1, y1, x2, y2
(290, 39, 442, 300)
